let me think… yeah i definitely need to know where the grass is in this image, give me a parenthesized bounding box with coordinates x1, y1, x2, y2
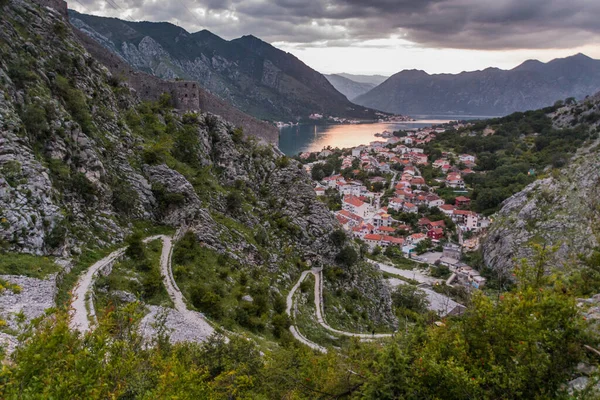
(94, 239, 173, 313)
(0, 253, 60, 279)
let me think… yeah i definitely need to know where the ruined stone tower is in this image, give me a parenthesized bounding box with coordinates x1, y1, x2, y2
(34, 0, 69, 19)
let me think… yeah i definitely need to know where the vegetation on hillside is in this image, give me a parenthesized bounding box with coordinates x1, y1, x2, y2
(425, 105, 598, 214)
(1, 250, 597, 399)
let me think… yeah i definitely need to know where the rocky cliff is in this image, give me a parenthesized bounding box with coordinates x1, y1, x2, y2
(355, 54, 600, 116)
(0, 0, 396, 337)
(68, 11, 381, 122)
(482, 95, 600, 276)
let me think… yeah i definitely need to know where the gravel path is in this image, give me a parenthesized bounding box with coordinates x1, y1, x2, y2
(285, 270, 327, 353)
(70, 235, 213, 342)
(70, 247, 127, 332)
(285, 268, 393, 351)
(158, 235, 214, 340)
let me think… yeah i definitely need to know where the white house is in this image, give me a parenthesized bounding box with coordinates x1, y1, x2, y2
(342, 195, 370, 218)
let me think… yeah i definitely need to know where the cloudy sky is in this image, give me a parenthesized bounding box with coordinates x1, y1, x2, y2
(70, 0, 600, 75)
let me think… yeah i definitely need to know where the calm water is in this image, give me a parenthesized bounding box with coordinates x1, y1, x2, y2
(278, 116, 488, 156)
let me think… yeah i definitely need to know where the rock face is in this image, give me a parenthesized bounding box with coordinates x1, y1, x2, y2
(68, 11, 381, 122)
(355, 54, 600, 115)
(482, 98, 600, 276)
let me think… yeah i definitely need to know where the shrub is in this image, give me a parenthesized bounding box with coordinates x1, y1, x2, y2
(1, 161, 22, 187)
(111, 180, 139, 215)
(271, 313, 291, 338)
(8, 61, 38, 88)
(391, 285, 428, 314)
(54, 75, 94, 134)
(231, 127, 244, 143)
(190, 284, 224, 319)
(330, 229, 346, 247)
(70, 172, 96, 202)
(152, 183, 185, 214)
(275, 156, 290, 169)
(225, 192, 243, 214)
(336, 246, 358, 267)
(125, 233, 146, 261)
(21, 103, 49, 140)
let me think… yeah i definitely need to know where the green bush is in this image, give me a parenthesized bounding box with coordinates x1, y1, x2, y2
(225, 191, 243, 214)
(21, 103, 49, 140)
(190, 284, 224, 319)
(391, 285, 428, 314)
(54, 75, 94, 134)
(111, 180, 139, 215)
(330, 229, 346, 247)
(8, 61, 38, 88)
(335, 246, 358, 267)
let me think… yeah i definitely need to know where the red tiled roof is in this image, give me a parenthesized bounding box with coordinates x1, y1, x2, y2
(382, 236, 404, 244)
(364, 234, 383, 241)
(344, 195, 365, 207)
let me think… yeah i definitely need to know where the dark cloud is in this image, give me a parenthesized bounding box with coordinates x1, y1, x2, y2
(74, 0, 600, 50)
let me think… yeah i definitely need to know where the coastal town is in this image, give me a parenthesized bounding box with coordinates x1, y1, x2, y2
(296, 123, 491, 290)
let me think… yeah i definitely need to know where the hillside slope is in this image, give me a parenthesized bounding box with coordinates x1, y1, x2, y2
(0, 0, 396, 342)
(355, 54, 600, 116)
(482, 95, 600, 276)
(69, 11, 379, 122)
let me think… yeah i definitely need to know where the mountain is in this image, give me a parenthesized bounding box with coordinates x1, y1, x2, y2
(68, 11, 379, 122)
(325, 74, 376, 100)
(1, 2, 596, 397)
(0, 0, 395, 352)
(481, 94, 600, 279)
(337, 73, 389, 86)
(355, 54, 600, 116)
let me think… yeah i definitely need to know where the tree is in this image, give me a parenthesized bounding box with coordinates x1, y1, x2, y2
(391, 285, 428, 314)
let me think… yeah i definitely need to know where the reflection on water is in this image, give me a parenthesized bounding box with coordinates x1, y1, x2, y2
(278, 119, 448, 156)
(278, 115, 491, 156)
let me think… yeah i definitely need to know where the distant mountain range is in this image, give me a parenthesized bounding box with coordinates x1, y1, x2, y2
(354, 54, 600, 116)
(336, 73, 389, 86)
(70, 11, 379, 122)
(325, 74, 377, 100)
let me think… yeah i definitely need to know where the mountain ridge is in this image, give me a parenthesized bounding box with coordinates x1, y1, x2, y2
(355, 54, 600, 116)
(69, 10, 380, 122)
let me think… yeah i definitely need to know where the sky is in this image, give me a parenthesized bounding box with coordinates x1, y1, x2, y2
(70, 0, 600, 76)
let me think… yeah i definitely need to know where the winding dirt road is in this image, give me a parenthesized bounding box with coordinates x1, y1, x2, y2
(285, 268, 393, 351)
(70, 235, 213, 340)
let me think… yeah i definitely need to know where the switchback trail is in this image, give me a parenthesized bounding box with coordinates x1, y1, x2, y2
(286, 268, 393, 351)
(70, 235, 214, 340)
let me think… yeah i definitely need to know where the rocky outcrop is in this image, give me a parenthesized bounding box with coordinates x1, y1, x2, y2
(482, 97, 600, 275)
